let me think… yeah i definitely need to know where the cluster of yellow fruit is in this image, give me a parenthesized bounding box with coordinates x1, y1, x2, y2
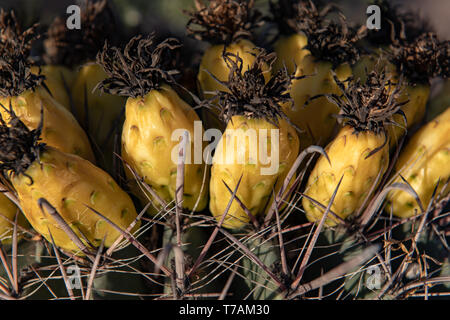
(0, 4, 135, 252)
(39, 0, 125, 173)
(0, 0, 448, 257)
(185, 0, 450, 229)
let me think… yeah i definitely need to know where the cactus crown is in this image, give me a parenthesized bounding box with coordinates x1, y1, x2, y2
(185, 0, 263, 45)
(0, 104, 45, 182)
(43, 0, 118, 66)
(388, 33, 450, 85)
(329, 68, 408, 140)
(0, 9, 44, 97)
(272, 0, 366, 68)
(204, 50, 294, 126)
(366, 0, 433, 47)
(96, 34, 182, 98)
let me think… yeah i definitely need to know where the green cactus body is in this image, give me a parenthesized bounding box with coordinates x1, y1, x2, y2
(241, 237, 284, 300)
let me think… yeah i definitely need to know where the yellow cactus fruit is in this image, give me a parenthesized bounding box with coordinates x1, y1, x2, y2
(304, 126, 388, 226)
(0, 10, 73, 114)
(210, 116, 299, 229)
(353, 54, 430, 149)
(355, 39, 448, 150)
(0, 11, 95, 163)
(71, 63, 126, 171)
(269, 0, 366, 150)
(385, 33, 449, 148)
(14, 148, 139, 253)
(35, 0, 116, 112)
(387, 83, 430, 148)
(386, 107, 450, 218)
(286, 57, 352, 150)
(0, 112, 140, 254)
(205, 51, 299, 229)
(30, 65, 75, 110)
(269, 0, 314, 74)
(0, 193, 28, 244)
(185, 0, 269, 131)
(352, 2, 448, 149)
(39, 0, 123, 172)
(273, 33, 308, 75)
(72, 63, 124, 132)
(96, 35, 209, 214)
(0, 194, 18, 243)
(121, 84, 208, 213)
(303, 70, 405, 226)
(0, 88, 95, 163)
(197, 39, 270, 101)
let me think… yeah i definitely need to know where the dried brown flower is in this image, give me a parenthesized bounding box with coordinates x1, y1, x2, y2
(328, 68, 408, 138)
(0, 9, 43, 97)
(366, 0, 433, 47)
(95, 34, 182, 98)
(270, 0, 366, 68)
(269, 0, 333, 36)
(388, 33, 450, 84)
(0, 103, 45, 182)
(203, 49, 298, 127)
(185, 0, 264, 45)
(43, 0, 118, 66)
